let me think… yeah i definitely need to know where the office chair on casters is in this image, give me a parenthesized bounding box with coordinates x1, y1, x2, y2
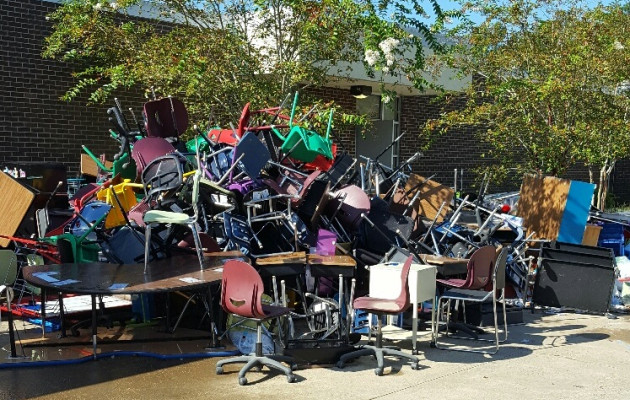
(144, 167, 204, 274)
(336, 255, 420, 375)
(216, 260, 297, 385)
(434, 246, 509, 354)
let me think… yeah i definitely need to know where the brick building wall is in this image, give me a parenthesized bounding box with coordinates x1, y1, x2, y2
(2, 0, 630, 203)
(0, 0, 144, 178)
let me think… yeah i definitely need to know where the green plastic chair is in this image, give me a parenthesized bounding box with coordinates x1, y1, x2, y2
(40, 211, 108, 264)
(82, 129, 138, 181)
(272, 92, 334, 163)
(143, 169, 205, 274)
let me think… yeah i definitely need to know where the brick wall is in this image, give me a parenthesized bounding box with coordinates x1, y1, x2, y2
(2, 0, 630, 203)
(0, 0, 144, 177)
(303, 86, 357, 156)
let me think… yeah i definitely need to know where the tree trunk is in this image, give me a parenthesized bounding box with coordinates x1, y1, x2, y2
(596, 160, 615, 211)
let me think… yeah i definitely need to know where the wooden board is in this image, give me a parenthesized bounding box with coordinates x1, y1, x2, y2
(81, 153, 112, 177)
(582, 224, 602, 247)
(403, 174, 453, 222)
(0, 171, 36, 247)
(517, 174, 571, 241)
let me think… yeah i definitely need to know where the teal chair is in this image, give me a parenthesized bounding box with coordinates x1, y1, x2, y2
(143, 169, 204, 273)
(272, 92, 334, 163)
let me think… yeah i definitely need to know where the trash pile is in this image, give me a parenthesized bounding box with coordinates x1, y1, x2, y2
(0, 92, 627, 324)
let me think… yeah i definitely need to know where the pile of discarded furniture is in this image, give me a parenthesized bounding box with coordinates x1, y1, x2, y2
(0, 93, 622, 384)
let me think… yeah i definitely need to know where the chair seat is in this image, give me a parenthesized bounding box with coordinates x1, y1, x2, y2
(441, 288, 493, 302)
(353, 296, 405, 314)
(144, 210, 192, 225)
(260, 304, 292, 320)
(436, 278, 466, 288)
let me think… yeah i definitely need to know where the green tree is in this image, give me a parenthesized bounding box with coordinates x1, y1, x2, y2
(43, 0, 456, 129)
(426, 0, 630, 209)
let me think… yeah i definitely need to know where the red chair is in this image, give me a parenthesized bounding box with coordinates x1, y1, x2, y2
(336, 255, 420, 375)
(436, 245, 497, 290)
(216, 260, 296, 385)
(434, 246, 509, 354)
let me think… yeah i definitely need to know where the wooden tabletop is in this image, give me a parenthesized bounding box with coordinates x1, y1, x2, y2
(255, 252, 306, 266)
(23, 252, 247, 295)
(307, 254, 356, 267)
(420, 254, 469, 266)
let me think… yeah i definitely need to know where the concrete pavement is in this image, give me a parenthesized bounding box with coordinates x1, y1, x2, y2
(0, 311, 629, 400)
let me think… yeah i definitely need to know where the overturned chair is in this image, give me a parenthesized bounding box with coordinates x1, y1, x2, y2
(216, 260, 297, 385)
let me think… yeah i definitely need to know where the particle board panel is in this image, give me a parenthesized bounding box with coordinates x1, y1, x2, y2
(517, 174, 571, 241)
(80, 153, 112, 178)
(403, 174, 453, 222)
(0, 171, 35, 247)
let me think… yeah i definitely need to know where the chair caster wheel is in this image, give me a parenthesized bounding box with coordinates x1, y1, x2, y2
(238, 377, 247, 386)
(430, 342, 436, 348)
(216, 366, 223, 375)
(336, 361, 345, 369)
(374, 368, 383, 376)
(287, 374, 296, 383)
(290, 363, 298, 371)
(411, 362, 420, 370)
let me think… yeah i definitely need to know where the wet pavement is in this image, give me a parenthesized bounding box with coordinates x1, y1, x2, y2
(1, 311, 629, 400)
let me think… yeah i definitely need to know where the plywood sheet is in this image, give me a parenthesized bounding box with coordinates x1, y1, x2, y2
(403, 174, 453, 222)
(517, 174, 571, 240)
(0, 172, 35, 247)
(81, 153, 112, 177)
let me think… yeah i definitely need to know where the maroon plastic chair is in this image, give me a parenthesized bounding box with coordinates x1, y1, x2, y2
(130, 137, 176, 179)
(436, 245, 497, 290)
(216, 260, 296, 385)
(336, 255, 420, 375)
(143, 97, 189, 139)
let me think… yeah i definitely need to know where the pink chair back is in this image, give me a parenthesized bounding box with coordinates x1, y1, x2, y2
(464, 245, 497, 290)
(221, 260, 265, 319)
(394, 255, 414, 311)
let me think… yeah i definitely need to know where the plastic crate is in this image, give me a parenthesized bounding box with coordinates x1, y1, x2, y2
(598, 239, 625, 257)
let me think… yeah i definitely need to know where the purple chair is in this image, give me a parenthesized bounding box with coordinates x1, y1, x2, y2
(216, 260, 296, 385)
(336, 255, 420, 375)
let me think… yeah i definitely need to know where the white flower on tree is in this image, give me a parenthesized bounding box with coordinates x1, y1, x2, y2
(364, 49, 380, 66)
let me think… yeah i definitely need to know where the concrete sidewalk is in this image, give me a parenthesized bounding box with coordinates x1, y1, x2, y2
(1, 311, 629, 400)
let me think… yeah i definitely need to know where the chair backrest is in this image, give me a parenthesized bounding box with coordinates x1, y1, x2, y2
(464, 245, 497, 290)
(190, 168, 202, 219)
(143, 97, 189, 138)
(221, 260, 265, 319)
(131, 137, 176, 178)
(394, 255, 414, 310)
(141, 154, 184, 203)
(494, 246, 509, 291)
(0, 250, 18, 287)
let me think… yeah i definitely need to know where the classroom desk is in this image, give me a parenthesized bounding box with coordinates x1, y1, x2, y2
(421, 254, 469, 277)
(368, 262, 437, 354)
(23, 251, 246, 355)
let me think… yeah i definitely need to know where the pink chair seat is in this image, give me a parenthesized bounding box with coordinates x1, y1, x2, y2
(353, 297, 407, 314)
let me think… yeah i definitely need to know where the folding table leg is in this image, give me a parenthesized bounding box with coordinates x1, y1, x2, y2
(91, 294, 97, 358)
